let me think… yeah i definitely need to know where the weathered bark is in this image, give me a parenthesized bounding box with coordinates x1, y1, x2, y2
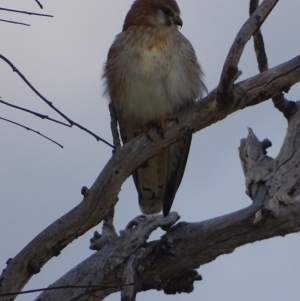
(1, 54, 300, 301)
(1, 0, 300, 299)
(249, 0, 296, 119)
(30, 104, 300, 301)
(217, 0, 279, 106)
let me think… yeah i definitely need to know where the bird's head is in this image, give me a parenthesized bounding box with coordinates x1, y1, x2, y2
(123, 0, 183, 31)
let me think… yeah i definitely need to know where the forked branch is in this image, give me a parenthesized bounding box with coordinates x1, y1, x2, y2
(31, 105, 300, 301)
(0, 54, 113, 148)
(249, 0, 297, 119)
(1, 55, 299, 300)
(216, 0, 279, 106)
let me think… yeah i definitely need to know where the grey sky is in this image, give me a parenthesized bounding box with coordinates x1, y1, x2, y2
(0, 1, 300, 300)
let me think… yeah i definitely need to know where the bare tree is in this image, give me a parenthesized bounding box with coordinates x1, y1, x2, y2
(1, 0, 300, 300)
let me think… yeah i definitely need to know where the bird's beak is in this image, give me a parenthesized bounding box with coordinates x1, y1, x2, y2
(174, 16, 183, 28)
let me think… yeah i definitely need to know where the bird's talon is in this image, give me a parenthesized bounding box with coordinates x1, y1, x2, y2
(134, 124, 153, 137)
(156, 115, 178, 139)
(158, 115, 178, 129)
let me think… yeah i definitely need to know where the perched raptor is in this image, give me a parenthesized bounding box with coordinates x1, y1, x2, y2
(103, 0, 206, 216)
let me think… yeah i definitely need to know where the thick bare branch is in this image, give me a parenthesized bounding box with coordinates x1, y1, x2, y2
(33, 214, 179, 301)
(121, 249, 145, 301)
(31, 103, 300, 301)
(0, 55, 299, 300)
(217, 0, 279, 106)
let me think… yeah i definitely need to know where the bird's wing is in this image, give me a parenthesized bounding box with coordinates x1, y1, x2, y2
(133, 149, 168, 215)
(132, 134, 192, 216)
(115, 100, 192, 216)
(116, 114, 165, 214)
(163, 134, 192, 216)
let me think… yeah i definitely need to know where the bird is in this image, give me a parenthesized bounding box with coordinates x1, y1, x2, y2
(103, 0, 206, 216)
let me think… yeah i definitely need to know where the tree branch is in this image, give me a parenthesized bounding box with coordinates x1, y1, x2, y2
(249, 0, 297, 119)
(121, 249, 145, 301)
(33, 213, 179, 301)
(0, 19, 30, 26)
(216, 0, 279, 107)
(32, 103, 300, 301)
(0, 99, 71, 127)
(0, 54, 114, 148)
(0, 117, 63, 148)
(0, 7, 52, 18)
(35, 0, 43, 9)
(1, 55, 299, 300)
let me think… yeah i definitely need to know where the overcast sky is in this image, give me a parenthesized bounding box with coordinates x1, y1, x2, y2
(1, 1, 300, 301)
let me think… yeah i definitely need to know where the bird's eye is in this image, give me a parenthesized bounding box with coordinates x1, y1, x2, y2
(162, 7, 172, 17)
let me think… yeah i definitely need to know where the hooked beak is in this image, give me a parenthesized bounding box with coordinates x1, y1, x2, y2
(174, 16, 183, 28)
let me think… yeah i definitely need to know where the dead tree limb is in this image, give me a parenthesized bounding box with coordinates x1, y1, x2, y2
(249, 0, 297, 119)
(216, 0, 279, 107)
(1, 55, 300, 301)
(30, 102, 300, 301)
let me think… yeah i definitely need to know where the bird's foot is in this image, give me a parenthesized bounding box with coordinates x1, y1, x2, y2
(134, 124, 154, 141)
(158, 115, 178, 129)
(157, 115, 178, 138)
(133, 115, 178, 140)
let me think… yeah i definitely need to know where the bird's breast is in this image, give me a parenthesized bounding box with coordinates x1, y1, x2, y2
(105, 29, 202, 126)
(147, 38, 168, 52)
(121, 45, 188, 124)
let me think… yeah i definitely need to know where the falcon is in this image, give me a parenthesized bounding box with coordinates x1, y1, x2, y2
(103, 0, 206, 216)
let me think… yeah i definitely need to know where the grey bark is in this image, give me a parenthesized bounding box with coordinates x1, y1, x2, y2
(1, 54, 300, 301)
(32, 104, 300, 301)
(1, 0, 300, 299)
(217, 0, 279, 105)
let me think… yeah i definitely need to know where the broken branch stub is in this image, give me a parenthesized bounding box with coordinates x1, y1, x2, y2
(239, 103, 300, 222)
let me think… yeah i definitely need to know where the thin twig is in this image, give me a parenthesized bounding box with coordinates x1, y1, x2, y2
(249, 0, 269, 73)
(35, 0, 43, 9)
(0, 286, 93, 297)
(0, 99, 71, 127)
(0, 283, 136, 299)
(249, 0, 297, 119)
(0, 7, 52, 17)
(0, 284, 132, 297)
(0, 54, 114, 148)
(216, 0, 279, 107)
(0, 117, 63, 148)
(0, 18, 30, 26)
